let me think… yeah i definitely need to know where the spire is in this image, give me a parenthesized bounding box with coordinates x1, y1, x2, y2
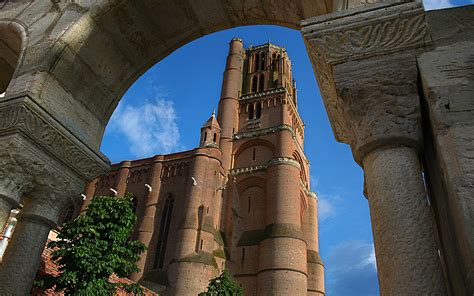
(202, 112, 221, 129)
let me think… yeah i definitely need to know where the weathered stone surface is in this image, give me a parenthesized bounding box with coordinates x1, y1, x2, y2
(364, 146, 446, 295)
(418, 26, 474, 293)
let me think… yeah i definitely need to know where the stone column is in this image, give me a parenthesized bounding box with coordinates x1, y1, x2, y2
(130, 156, 163, 281)
(0, 179, 24, 232)
(302, 2, 447, 294)
(0, 194, 63, 295)
(364, 145, 446, 293)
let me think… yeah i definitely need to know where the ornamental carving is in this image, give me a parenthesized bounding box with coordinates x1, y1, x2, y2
(302, 3, 431, 65)
(0, 99, 109, 181)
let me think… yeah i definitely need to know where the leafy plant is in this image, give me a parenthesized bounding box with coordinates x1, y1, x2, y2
(199, 269, 243, 296)
(34, 194, 146, 295)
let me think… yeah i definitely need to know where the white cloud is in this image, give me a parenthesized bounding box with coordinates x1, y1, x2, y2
(325, 240, 379, 296)
(108, 97, 182, 157)
(423, 0, 454, 10)
(318, 194, 337, 221)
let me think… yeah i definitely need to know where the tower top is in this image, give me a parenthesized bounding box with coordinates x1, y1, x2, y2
(202, 112, 221, 130)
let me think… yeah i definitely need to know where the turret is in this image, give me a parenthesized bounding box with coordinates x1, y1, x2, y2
(217, 38, 244, 171)
(200, 112, 221, 148)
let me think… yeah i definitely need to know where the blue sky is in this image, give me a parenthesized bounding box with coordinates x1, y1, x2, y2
(101, 1, 472, 295)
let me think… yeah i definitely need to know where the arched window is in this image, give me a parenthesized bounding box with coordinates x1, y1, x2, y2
(272, 53, 278, 70)
(253, 53, 259, 72)
(256, 103, 262, 119)
(258, 74, 264, 92)
(251, 75, 258, 93)
(154, 195, 174, 269)
(131, 196, 138, 214)
(62, 206, 75, 224)
(259, 52, 266, 70)
(248, 104, 254, 120)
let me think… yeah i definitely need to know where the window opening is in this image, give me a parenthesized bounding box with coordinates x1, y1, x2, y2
(256, 103, 262, 119)
(251, 75, 258, 93)
(154, 196, 174, 269)
(248, 104, 254, 120)
(258, 74, 264, 92)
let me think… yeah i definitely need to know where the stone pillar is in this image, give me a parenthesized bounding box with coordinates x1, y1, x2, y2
(130, 156, 163, 281)
(364, 146, 446, 293)
(302, 2, 447, 294)
(0, 194, 63, 295)
(0, 179, 24, 232)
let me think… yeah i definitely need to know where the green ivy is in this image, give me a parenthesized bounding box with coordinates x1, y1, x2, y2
(34, 194, 146, 295)
(198, 270, 243, 296)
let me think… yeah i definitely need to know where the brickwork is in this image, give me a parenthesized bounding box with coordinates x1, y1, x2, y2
(77, 39, 322, 295)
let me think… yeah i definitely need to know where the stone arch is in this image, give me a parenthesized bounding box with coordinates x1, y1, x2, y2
(2, 1, 331, 149)
(0, 21, 25, 95)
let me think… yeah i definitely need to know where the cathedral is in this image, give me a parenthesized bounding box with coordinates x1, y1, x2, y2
(82, 38, 324, 296)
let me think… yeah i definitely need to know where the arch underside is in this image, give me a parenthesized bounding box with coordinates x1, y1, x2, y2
(0, 0, 332, 150)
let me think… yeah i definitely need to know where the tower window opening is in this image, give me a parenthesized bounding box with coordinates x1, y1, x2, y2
(241, 248, 246, 266)
(248, 104, 254, 120)
(200, 239, 204, 250)
(252, 148, 256, 161)
(251, 75, 258, 93)
(259, 52, 266, 70)
(213, 133, 217, 142)
(154, 195, 174, 269)
(253, 53, 259, 72)
(248, 196, 251, 213)
(256, 103, 262, 119)
(258, 74, 264, 92)
(204, 132, 207, 141)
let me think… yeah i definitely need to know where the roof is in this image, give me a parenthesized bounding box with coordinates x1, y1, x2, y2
(202, 112, 221, 129)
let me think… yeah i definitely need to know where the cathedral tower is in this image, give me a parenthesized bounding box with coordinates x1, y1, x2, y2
(81, 38, 323, 296)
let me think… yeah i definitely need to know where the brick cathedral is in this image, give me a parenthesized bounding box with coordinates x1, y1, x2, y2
(82, 38, 324, 296)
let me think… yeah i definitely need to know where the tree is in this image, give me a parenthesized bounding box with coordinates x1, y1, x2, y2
(199, 270, 243, 296)
(35, 194, 146, 295)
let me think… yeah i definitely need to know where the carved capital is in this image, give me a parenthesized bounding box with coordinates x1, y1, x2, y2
(302, 2, 427, 163)
(302, 2, 431, 65)
(0, 96, 109, 181)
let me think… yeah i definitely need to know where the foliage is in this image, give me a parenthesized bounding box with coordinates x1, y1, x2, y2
(34, 194, 146, 295)
(198, 270, 243, 296)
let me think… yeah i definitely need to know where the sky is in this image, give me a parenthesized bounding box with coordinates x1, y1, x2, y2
(101, 1, 472, 295)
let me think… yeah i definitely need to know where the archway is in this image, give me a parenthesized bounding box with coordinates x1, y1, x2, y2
(0, 1, 463, 295)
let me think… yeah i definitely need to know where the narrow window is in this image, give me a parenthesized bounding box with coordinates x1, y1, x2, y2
(252, 148, 256, 161)
(241, 248, 246, 266)
(204, 132, 207, 141)
(258, 74, 264, 92)
(253, 53, 259, 72)
(248, 196, 251, 213)
(251, 75, 258, 93)
(260, 53, 266, 70)
(256, 103, 262, 119)
(154, 196, 174, 269)
(200, 239, 204, 250)
(131, 196, 138, 214)
(213, 133, 217, 142)
(62, 206, 75, 224)
(248, 104, 254, 120)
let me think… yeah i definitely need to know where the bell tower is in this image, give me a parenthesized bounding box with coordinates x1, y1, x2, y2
(218, 40, 324, 296)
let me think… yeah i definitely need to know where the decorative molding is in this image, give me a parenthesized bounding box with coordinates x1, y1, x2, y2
(240, 87, 287, 101)
(229, 164, 267, 176)
(233, 124, 293, 140)
(268, 157, 301, 168)
(0, 98, 109, 181)
(302, 2, 431, 65)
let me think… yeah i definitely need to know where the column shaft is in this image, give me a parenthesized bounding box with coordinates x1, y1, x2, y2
(0, 216, 51, 295)
(364, 146, 446, 295)
(0, 198, 12, 232)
